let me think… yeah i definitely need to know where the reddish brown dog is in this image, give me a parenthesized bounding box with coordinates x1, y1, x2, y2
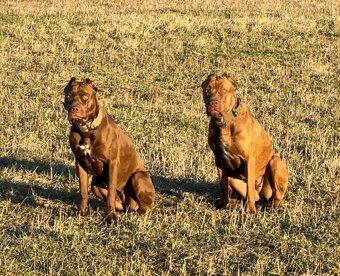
(201, 73, 288, 213)
(63, 77, 155, 223)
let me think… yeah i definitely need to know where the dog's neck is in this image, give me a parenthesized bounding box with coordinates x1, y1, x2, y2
(212, 93, 242, 127)
(74, 106, 104, 133)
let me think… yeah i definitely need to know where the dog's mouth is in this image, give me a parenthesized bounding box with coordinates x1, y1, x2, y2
(210, 111, 222, 118)
(69, 119, 86, 125)
(207, 107, 223, 118)
(68, 115, 87, 125)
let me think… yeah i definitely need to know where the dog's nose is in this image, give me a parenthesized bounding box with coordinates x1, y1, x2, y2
(209, 100, 219, 107)
(71, 106, 80, 113)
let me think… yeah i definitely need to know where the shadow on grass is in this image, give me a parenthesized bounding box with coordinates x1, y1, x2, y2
(0, 156, 79, 209)
(152, 175, 218, 203)
(0, 156, 76, 178)
(0, 163, 79, 205)
(0, 156, 219, 208)
(0, 179, 78, 208)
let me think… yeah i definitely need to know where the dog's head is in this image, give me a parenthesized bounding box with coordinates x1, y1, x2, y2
(63, 77, 99, 124)
(201, 73, 238, 119)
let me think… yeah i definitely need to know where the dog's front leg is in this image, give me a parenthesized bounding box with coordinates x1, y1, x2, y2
(215, 165, 230, 209)
(246, 157, 256, 213)
(76, 161, 89, 216)
(106, 160, 119, 224)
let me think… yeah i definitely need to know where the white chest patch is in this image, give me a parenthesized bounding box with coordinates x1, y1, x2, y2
(78, 144, 91, 156)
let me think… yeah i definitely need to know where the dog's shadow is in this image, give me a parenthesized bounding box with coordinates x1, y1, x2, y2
(0, 156, 78, 209)
(0, 156, 218, 209)
(153, 175, 218, 203)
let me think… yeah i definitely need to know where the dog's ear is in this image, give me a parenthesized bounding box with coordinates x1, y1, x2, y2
(85, 78, 98, 92)
(222, 73, 236, 87)
(64, 77, 77, 93)
(85, 78, 93, 85)
(68, 77, 77, 84)
(201, 74, 216, 90)
(207, 73, 216, 79)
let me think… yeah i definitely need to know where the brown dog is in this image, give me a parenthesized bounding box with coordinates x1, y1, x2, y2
(201, 73, 288, 213)
(63, 77, 155, 223)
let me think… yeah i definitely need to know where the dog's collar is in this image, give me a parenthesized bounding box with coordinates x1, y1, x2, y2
(74, 106, 104, 133)
(213, 93, 242, 127)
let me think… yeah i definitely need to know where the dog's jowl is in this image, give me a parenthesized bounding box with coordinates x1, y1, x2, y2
(201, 73, 288, 213)
(63, 77, 155, 223)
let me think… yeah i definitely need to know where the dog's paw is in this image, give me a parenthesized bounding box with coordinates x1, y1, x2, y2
(245, 203, 257, 214)
(78, 207, 89, 216)
(137, 205, 151, 215)
(246, 207, 257, 214)
(78, 200, 89, 216)
(104, 210, 118, 225)
(227, 198, 241, 208)
(263, 199, 281, 211)
(215, 199, 228, 209)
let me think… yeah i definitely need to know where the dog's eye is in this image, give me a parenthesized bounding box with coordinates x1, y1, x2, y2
(66, 94, 72, 101)
(82, 95, 89, 101)
(223, 90, 227, 94)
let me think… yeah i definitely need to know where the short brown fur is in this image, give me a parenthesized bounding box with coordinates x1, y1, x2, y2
(64, 78, 155, 223)
(201, 73, 288, 213)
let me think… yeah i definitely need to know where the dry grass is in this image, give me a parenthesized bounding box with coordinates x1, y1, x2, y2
(0, 0, 339, 275)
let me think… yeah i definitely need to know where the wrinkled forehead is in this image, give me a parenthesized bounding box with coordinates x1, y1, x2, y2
(64, 82, 94, 95)
(206, 76, 234, 91)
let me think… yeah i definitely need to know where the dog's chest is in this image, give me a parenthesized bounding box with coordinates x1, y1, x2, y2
(75, 142, 104, 176)
(218, 140, 233, 164)
(78, 144, 91, 156)
(216, 139, 243, 173)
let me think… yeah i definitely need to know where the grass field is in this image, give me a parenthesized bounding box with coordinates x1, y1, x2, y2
(0, 0, 339, 275)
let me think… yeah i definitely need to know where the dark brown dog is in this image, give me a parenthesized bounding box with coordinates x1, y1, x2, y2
(63, 77, 155, 223)
(201, 73, 288, 213)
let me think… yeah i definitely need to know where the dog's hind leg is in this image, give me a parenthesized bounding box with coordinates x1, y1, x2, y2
(127, 171, 155, 214)
(91, 177, 124, 211)
(260, 173, 273, 202)
(266, 153, 288, 208)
